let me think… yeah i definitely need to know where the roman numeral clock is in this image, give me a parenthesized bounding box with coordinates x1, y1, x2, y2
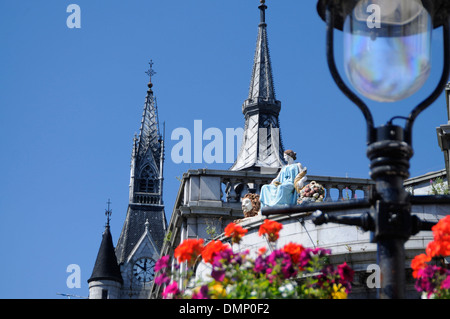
(133, 257, 155, 283)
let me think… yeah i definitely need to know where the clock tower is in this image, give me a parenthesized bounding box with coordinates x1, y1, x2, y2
(88, 61, 167, 299)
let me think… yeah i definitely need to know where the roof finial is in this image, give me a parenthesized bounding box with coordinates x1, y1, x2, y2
(105, 198, 112, 227)
(145, 60, 156, 93)
(259, 0, 267, 25)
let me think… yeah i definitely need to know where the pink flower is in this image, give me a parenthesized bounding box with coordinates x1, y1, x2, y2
(155, 273, 170, 285)
(192, 285, 209, 299)
(441, 275, 450, 290)
(338, 262, 354, 283)
(162, 281, 180, 299)
(155, 255, 170, 272)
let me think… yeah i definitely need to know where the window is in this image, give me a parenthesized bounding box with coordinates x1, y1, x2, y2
(137, 166, 158, 193)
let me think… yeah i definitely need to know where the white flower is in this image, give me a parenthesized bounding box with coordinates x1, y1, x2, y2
(279, 282, 297, 298)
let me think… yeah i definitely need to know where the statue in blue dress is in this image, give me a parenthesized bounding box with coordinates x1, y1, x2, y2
(260, 150, 307, 207)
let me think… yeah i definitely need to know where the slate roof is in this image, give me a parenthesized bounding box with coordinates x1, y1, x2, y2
(231, 1, 286, 171)
(115, 205, 166, 264)
(88, 225, 123, 284)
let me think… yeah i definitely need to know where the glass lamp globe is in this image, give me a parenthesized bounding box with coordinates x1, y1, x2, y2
(343, 0, 432, 102)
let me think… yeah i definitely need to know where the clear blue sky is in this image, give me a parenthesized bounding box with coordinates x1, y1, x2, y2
(0, 0, 448, 298)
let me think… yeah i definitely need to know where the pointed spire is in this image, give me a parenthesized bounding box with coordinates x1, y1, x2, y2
(116, 61, 167, 264)
(247, 0, 277, 104)
(231, 1, 285, 171)
(137, 60, 162, 160)
(88, 204, 123, 284)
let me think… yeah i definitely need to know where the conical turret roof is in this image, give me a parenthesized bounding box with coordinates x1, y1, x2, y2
(88, 225, 123, 284)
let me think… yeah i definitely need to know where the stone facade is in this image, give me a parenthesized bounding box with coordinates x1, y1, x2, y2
(88, 280, 122, 299)
(152, 168, 450, 299)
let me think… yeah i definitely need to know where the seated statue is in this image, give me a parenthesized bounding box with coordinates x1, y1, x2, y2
(260, 150, 307, 207)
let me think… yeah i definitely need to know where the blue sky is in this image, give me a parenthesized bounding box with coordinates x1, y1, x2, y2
(0, 0, 448, 298)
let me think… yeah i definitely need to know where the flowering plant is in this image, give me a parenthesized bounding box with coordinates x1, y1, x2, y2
(258, 219, 283, 242)
(224, 223, 248, 244)
(411, 215, 450, 299)
(154, 219, 354, 299)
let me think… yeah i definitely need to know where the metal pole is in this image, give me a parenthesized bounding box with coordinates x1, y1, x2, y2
(367, 125, 413, 298)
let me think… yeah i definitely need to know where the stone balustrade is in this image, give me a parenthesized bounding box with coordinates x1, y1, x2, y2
(133, 192, 161, 204)
(180, 168, 374, 206)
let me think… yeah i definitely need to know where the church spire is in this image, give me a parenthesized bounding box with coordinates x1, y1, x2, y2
(247, 0, 277, 103)
(127, 60, 164, 205)
(116, 60, 167, 266)
(136, 60, 162, 162)
(231, 1, 285, 172)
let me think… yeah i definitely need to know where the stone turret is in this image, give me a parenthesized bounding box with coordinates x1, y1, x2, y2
(88, 206, 123, 299)
(231, 0, 286, 172)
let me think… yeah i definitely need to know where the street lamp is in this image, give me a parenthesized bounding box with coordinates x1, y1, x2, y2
(262, 0, 450, 299)
(317, 0, 450, 299)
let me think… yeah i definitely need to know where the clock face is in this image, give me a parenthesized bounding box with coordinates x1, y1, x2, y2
(133, 257, 155, 283)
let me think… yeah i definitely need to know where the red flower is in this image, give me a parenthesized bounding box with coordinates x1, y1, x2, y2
(224, 222, 248, 244)
(411, 253, 431, 279)
(258, 219, 283, 242)
(426, 241, 441, 258)
(430, 215, 450, 257)
(201, 240, 230, 264)
(174, 238, 204, 265)
(282, 242, 305, 264)
(432, 215, 450, 240)
(258, 247, 267, 255)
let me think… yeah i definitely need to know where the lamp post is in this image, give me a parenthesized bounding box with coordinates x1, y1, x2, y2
(318, 0, 450, 299)
(436, 84, 450, 180)
(262, 0, 450, 299)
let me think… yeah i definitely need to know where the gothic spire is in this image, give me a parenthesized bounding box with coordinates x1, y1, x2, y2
(136, 60, 162, 161)
(116, 60, 167, 265)
(247, 0, 277, 103)
(231, 1, 285, 172)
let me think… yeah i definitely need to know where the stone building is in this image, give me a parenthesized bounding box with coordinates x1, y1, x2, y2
(89, 1, 450, 299)
(151, 2, 450, 299)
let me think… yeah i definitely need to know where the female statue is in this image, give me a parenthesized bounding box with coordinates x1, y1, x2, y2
(260, 150, 307, 207)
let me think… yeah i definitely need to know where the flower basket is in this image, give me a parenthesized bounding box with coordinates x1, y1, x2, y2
(298, 181, 325, 205)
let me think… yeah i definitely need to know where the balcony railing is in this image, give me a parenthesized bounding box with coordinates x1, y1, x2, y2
(133, 192, 161, 205)
(180, 168, 374, 206)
